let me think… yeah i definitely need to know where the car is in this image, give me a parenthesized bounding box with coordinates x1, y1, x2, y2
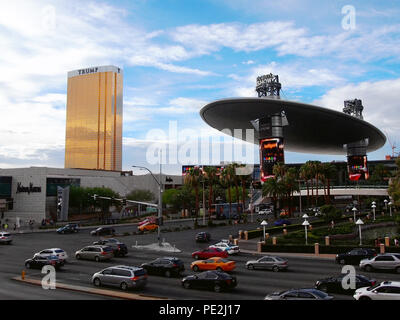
(138, 223, 158, 232)
(141, 257, 184, 277)
(92, 265, 148, 291)
(181, 270, 237, 293)
(335, 248, 377, 265)
(360, 253, 400, 273)
(25, 255, 64, 270)
(258, 209, 273, 215)
(191, 257, 236, 272)
(209, 242, 240, 255)
(264, 288, 334, 300)
(0, 232, 12, 244)
(354, 281, 400, 300)
(195, 232, 211, 242)
(75, 245, 114, 262)
(273, 219, 292, 226)
(57, 223, 79, 234)
(93, 238, 128, 257)
(90, 227, 115, 236)
(315, 274, 376, 294)
(245, 255, 288, 272)
(192, 247, 229, 260)
(34, 248, 68, 262)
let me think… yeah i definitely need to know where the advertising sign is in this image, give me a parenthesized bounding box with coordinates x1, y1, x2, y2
(259, 138, 285, 181)
(347, 155, 369, 181)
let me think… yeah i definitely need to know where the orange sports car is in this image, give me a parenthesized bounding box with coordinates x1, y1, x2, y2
(191, 257, 236, 272)
(138, 223, 158, 232)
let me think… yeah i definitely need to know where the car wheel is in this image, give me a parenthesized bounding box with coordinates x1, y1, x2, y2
(61, 231, 65, 234)
(165, 270, 171, 278)
(120, 282, 128, 291)
(339, 259, 345, 265)
(76, 254, 81, 260)
(365, 265, 373, 272)
(359, 296, 371, 301)
(193, 265, 199, 272)
(247, 264, 254, 270)
(194, 255, 199, 260)
(214, 284, 222, 293)
(183, 281, 190, 289)
(95, 256, 100, 262)
(272, 266, 279, 272)
(25, 262, 31, 269)
(216, 267, 223, 272)
(93, 278, 101, 287)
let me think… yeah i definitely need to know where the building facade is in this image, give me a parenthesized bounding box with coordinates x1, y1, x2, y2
(65, 66, 123, 171)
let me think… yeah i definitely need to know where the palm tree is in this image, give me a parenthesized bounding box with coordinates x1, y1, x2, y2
(220, 166, 234, 218)
(237, 165, 252, 213)
(262, 177, 286, 218)
(184, 166, 202, 224)
(300, 162, 312, 207)
(321, 162, 337, 204)
(203, 166, 218, 220)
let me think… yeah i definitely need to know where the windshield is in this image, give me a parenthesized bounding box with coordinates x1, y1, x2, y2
(55, 250, 64, 253)
(311, 290, 328, 299)
(367, 283, 381, 291)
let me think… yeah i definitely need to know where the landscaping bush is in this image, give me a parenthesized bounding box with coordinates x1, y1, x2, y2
(320, 204, 342, 222)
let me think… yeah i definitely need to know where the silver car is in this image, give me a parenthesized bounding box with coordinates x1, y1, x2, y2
(92, 265, 148, 290)
(360, 253, 400, 273)
(265, 288, 333, 300)
(246, 255, 288, 272)
(75, 245, 114, 262)
(0, 232, 12, 244)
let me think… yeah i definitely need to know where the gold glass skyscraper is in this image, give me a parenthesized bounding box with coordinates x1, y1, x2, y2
(65, 66, 123, 171)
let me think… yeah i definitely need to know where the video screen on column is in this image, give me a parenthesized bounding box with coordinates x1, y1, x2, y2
(347, 155, 369, 181)
(259, 138, 284, 181)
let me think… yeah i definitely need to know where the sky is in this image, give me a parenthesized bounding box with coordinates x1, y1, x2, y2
(0, 0, 400, 175)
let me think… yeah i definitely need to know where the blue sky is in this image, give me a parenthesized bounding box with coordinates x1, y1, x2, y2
(0, 0, 400, 175)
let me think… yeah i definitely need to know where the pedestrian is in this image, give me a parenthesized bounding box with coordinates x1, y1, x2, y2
(13, 223, 16, 231)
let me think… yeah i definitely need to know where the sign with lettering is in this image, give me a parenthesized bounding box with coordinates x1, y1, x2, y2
(16, 182, 42, 194)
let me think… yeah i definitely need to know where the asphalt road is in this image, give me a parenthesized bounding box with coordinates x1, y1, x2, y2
(1, 220, 400, 300)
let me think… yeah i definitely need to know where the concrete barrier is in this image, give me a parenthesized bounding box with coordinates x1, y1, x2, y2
(238, 230, 243, 239)
(257, 241, 263, 252)
(272, 237, 277, 245)
(244, 231, 248, 240)
(283, 229, 287, 235)
(314, 243, 320, 256)
(380, 243, 385, 254)
(385, 237, 390, 247)
(325, 236, 330, 246)
(233, 239, 239, 246)
(265, 233, 270, 240)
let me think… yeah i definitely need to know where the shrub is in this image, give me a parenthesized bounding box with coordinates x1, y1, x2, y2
(320, 204, 342, 222)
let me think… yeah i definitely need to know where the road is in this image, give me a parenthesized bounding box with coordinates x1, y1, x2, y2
(1, 220, 400, 300)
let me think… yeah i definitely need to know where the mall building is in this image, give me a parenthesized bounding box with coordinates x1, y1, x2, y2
(0, 167, 182, 224)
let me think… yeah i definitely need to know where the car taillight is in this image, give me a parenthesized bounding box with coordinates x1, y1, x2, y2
(101, 251, 108, 255)
(130, 276, 139, 281)
(172, 264, 178, 268)
(371, 281, 376, 286)
(0, 237, 5, 239)
(282, 261, 287, 265)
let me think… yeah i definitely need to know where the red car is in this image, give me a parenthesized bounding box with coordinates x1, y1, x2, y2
(192, 247, 228, 260)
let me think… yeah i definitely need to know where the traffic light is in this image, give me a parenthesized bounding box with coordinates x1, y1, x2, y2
(122, 198, 127, 206)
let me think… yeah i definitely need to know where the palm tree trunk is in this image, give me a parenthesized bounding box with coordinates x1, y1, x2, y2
(228, 187, 232, 219)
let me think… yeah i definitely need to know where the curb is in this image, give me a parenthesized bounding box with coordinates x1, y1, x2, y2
(12, 276, 171, 300)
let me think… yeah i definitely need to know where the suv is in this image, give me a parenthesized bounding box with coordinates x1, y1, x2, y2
(93, 238, 128, 257)
(141, 257, 185, 277)
(0, 232, 12, 244)
(75, 245, 114, 262)
(354, 281, 400, 300)
(336, 248, 377, 265)
(34, 248, 68, 262)
(92, 265, 147, 290)
(195, 232, 211, 242)
(90, 227, 116, 236)
(360, 253, 400, 273)
(57, 224, 79, 234)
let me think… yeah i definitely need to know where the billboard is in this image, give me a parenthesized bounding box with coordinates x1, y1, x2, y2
(347, 155, 369, 181)
(259, 138, 284, 181)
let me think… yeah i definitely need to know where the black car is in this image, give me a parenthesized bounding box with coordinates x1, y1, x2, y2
(25, 255, 64, 270)
(57, 223, 79, 234)
(181, 270, 237, 292)
(195, 232, 211, 243)
(93, 238, 128, 257)
(90, 227, 116, 236)
(315, 274, 376, 294)
(336, 248, 377, 265)
(141, 257, 185, 277)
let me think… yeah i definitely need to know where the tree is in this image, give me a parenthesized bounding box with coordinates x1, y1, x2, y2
(388, 158, 400, 206)
(126, 189, 155, 202)
(370, 164, 392, 184)
(262, 177, 286, 218)
(184, 166, 202, 223)
(220, 166, 234, 217)
(203, 166, 219, 220)
(320, 162, 337, 204)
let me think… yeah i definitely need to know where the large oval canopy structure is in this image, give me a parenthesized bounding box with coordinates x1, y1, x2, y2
(200, 97, 386, 155)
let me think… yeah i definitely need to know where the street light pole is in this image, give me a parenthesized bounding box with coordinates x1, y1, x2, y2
(352, 207, 357, 223)
(202, 166, 206, 226)
(261, 220, 268, 242)
(371, 203, 376, 221)
(356, 218, 364, 246)
(159, 150, 162, 246)
(389, 201, 392, 217)
(302, 214, 309, 245)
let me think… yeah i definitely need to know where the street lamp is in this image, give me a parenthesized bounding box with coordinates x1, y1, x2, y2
(384, 199, 388, 211)
(356, 218, 364, 246)
(388, 201, 393, 217)
(132, 161, 163, 246)
(302, 213, 309, 220)
(201, 166, 206, 226)
(261, 220, 268, 242)
(352, 207, 357, 223)
(371, 203, 376, 221)
(302, 219, 310, 245)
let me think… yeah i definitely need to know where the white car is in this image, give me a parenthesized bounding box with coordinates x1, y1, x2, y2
(258, 209, 273, 215)
(209, 242, 240, 255)
(353, 281, 400, 300)
(34, 248, 69, 262)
